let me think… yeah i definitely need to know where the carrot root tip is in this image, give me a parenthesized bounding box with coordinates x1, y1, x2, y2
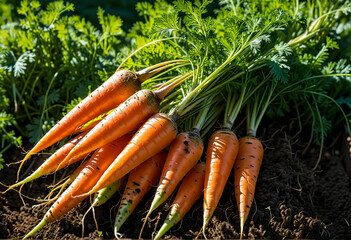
(154, 211, 180, 240)
(239, 217, 245, 240)
(23, 218, 48, 239)
(114, 231, 124, 240)
(114, 202, 132, 233)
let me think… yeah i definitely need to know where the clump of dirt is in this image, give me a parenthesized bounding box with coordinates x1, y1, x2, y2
(248, 221, 266, 239)
(269, 204, 326, 239)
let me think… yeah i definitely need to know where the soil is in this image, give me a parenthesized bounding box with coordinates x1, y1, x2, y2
(1, 125, 351, 240)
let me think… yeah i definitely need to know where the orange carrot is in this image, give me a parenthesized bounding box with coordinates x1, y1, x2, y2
(6, 131, 91, 193)
(61, 89, 161, 164)
(114, 149, 167, 236)
(20, 70, 140, 167)
(139, 129, 204, 239)
(203, 129, 239, 233)
(22, 133, 133, 239)
(19, 61, 180, 178)
(43, 157, 91, 203)
(154, 162, 206, 240)
(61, 73, 191, 165)
(234, 136, 264, 238)
(81, 112, 178, 197)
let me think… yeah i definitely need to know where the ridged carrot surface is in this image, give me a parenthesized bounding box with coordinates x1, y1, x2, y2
(114, 149, 167, 235)
(154, 162, 206, 240)
(140, 129, 204, 239)
(152, 130, 204, 211)
(61, 89, 161, 165)
(234, 136, 264, 237)
(203, 129, 239, 231)
(83, 113, 178, 196)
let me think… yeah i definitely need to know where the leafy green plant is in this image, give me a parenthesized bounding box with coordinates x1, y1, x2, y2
(0, 0, 125, 168)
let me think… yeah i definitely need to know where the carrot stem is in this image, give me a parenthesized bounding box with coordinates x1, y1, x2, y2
(137, 61, 185, 83)
(154, 72, 192, 101)
(117, 37, 182, 71)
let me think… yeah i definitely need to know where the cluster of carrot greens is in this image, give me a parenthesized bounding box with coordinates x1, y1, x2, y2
(2, 0, 351, 239)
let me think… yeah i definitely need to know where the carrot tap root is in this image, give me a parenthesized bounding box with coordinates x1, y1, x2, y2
(154, 211, 180, 240)
(139, 190, 165, 240)
(240, 217, 245, 240)
(202, 129, 239, 236)
(155, 162, 206, 240)
(114, 150, 167, 236)
(22, 218, 48, 240)
(234, 136, 264, 239)
(114, 200, 133, 233)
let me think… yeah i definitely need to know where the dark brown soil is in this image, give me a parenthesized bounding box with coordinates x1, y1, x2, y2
(1, 126, 350, 239)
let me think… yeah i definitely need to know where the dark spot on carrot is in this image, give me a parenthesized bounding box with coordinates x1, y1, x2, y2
(135, 188, 141, 194)
(96, 166, 100, 170)
(245, 141, 253, 144)
(184, 195, 187, 197)
(133, 181, 140, 186)
(122, 197, 127, 200)
(241, 157, 245, 160)
(250, 164, 254, 167)
(246, 205, 250, 208)
(195, 179, 198, 182)
(184, 147, 190, 154)
(121, 203, 127, 206)
(235, 167, 240, 170)
(128, 200, 133, 204)
(155, 163, 158, 167)
(184, 141, 189, 146)
(249, 155, 256, 158)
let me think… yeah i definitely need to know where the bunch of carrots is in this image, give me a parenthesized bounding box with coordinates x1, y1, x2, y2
(2, 0, 351, 239)
(3, 57, 265, 239)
